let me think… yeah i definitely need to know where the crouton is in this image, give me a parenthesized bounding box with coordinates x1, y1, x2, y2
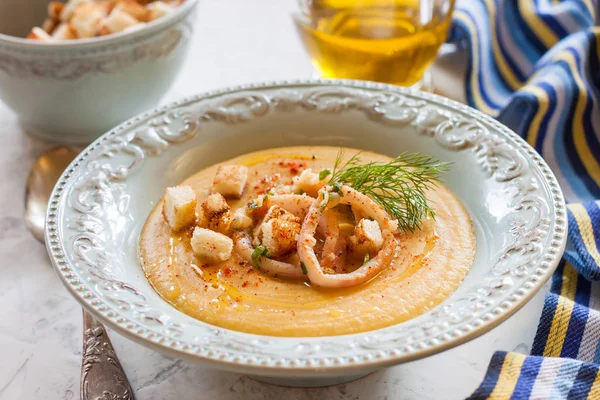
(95, 0, 116, 14)
(147, 1, 174, 21)
(231, 208, 253, 230)
(114, 0, 149, 21)
(41, 17, 58, 34)
(27, 27, 53, 41)
(261, 216, 301, 258)
(255, 206, 301, 257)
(199, 193, 231, 234)
(191, 227, 233, 264)
(291, 169, 328, 197)
(264, 205, 299, 224)
(348, 218, 384, 256)
(70, 3, 107, 38)
(99, 8, 139, 35)
(52, 23, 77, 40)
(48, 2, 65, 20)
(162, 186, 197, 231)
(59, 0, 93, 22)
(212, 164, 248, 198)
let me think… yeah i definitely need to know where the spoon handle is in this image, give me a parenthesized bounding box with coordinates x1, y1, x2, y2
(81, 310, 135, 400)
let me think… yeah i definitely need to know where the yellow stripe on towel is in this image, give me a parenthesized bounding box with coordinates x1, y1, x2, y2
(587, 368, 600, 399)
(544, 264, 578, 357)
(518, 0, 559, 48)
(453, 11, 499, 116)
(521, 84, 549, 147)
(568, 203, 600, 267)
(483, 0, 523, 90)
(487, 353, 526, 399)
(554, 50, 600, 188)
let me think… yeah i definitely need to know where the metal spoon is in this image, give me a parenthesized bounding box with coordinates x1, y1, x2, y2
(25, 146, 135, 400)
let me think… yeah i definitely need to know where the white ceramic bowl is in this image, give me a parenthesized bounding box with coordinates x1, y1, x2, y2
(46, 80, 567, 387)
(0, 0, 198, 144)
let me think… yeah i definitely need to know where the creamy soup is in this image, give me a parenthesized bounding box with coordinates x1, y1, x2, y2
(140, 146, 475, 337)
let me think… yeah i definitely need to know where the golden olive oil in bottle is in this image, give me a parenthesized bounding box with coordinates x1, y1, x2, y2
(295, 0, 454, 86)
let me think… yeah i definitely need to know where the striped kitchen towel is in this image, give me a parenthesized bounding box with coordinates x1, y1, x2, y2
(447, 0, 600, 398)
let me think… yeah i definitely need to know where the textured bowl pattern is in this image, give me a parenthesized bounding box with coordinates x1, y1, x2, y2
(45, 80, 566, 384)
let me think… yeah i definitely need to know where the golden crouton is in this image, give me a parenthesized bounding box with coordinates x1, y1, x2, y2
(348, 218, 384, 257)
(60, 0, 93, 22)
(257, 206, 301, 258)
(199, 193, 231, 234)
(48, 2, 65, 20)
(264, 205, 299, 224)
(41, 18, 58, 34)
(70, 3, 108, 38)
(100, 8, 139, 35)
(27, 27, 52, 41)
(114, 0, 149, 21)
(212, 164, 248, 198)
(191, 227, 233, 264)
(162, 186, 197, 231)
(147, 1, 174, 21)
(52, 23, 77, 40)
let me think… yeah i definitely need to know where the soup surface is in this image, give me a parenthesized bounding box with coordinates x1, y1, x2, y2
(140, 146, 475, 336)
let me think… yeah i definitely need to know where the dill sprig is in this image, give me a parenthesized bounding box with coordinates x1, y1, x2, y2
(327, 150, 452, 232)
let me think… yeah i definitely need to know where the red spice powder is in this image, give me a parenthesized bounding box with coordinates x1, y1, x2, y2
(276, 160, 307, 175)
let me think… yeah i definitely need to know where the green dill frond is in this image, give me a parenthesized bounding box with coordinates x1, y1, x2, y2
(328, 150, 452, 232)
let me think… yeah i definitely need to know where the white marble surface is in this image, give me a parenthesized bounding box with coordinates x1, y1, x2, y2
(0, 1, 549, 399)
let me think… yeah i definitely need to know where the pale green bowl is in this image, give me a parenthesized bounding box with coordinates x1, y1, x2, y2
(0, 0, 199, 144)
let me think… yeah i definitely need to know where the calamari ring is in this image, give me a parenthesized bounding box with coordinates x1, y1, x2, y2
(338, 185, 398, 232)
(319, 209, 343, 271)
(297, 185, 398, 288)
(234, 232, 305, 280)
(266, 194, 314, 218)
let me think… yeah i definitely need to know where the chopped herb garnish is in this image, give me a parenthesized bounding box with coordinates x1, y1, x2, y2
(300, 261, 308, 274)
(251, 245, 269, 266)
(319, 168, 332, 180)
(295, 188, 305, 195)
(248, 201, 259, 209)
(263, 194, 269, 202)
(328, 150, 452, 232)
(319, 191, 329, 211)
(332, 182, 343, 195)
(363, 253, 371, 264)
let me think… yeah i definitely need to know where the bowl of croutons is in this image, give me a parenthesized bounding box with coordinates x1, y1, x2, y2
(0, 0, 198, 144)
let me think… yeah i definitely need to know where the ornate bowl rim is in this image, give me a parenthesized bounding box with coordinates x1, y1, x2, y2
(45, 79, 567, 375)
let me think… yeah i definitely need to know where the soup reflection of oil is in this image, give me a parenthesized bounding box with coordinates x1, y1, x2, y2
(295, 0, 454, 86)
